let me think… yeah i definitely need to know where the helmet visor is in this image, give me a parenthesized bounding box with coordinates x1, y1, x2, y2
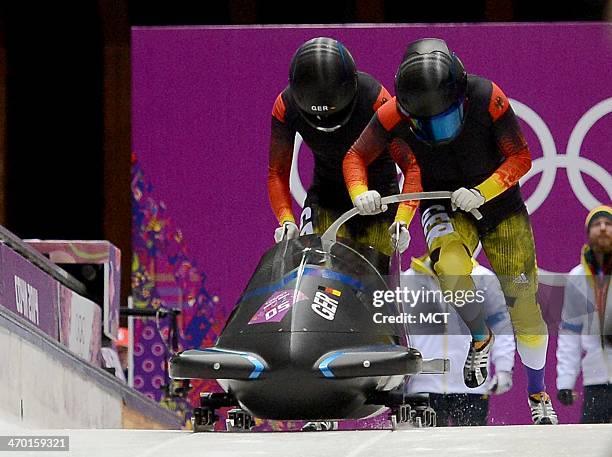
(406, 99, 465, 144)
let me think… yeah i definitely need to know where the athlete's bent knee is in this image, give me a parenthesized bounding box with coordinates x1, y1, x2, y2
(432, 240, 472, 277)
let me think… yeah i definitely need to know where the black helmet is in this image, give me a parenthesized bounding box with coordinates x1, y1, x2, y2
(289, 37, 358, 132)
(395, 38, 467, 145)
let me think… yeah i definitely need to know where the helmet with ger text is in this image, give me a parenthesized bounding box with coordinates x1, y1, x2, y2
(289, 37, 358, 132)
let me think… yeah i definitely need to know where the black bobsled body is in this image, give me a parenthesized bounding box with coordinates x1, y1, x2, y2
(170, 234, 423, 420)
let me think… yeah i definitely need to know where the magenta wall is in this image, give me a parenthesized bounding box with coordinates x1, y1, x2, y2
(132, 24, 612, 425)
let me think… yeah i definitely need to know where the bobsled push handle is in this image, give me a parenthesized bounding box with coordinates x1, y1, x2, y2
(320, 191, 482, 248)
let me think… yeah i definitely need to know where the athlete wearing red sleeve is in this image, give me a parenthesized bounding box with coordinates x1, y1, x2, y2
(343, 38, 557, 425)
(344, 100, 423, 228)
(267, 37, 399, 255)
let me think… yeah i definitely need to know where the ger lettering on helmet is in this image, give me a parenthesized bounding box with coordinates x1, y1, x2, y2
(289, 37, 358, 132)
(395, 38, 468, 145)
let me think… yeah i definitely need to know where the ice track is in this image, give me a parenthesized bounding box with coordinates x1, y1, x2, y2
(1, 424, 610, 457)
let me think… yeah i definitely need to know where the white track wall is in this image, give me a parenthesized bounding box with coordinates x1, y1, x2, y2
(0, 325, 123, 429)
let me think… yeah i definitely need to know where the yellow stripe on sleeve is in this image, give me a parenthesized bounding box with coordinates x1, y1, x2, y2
(475, 173, 507, 202)
(348, 184, 369, 202)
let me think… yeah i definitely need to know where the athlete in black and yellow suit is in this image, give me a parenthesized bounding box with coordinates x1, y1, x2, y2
(343, 38, 557, 424)
(267, 37, 400, 256)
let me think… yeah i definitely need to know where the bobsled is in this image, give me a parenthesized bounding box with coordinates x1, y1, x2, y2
(170, 192, 476, 431)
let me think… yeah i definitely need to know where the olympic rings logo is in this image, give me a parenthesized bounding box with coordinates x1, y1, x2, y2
(513, 97, 612, 284)
(514, 97, 612, 215)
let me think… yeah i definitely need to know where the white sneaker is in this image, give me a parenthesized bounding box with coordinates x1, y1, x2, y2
(464, 332, 494, 388)
(528, 392, 558, 425)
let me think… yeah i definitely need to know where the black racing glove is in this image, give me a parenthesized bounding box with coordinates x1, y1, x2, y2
(557, 389, 575, 406)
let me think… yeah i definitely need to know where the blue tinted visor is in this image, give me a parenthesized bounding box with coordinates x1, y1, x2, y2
(408, 100, 465, 144)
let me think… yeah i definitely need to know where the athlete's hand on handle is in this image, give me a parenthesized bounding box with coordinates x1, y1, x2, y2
(274, 221, 299, 243)
(388, 221, 410, 253)
(451, 187, 485, 212)
(354, 190, 388, 215)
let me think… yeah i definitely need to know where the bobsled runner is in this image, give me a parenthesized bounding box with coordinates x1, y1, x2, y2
(170, 192, 479, 431)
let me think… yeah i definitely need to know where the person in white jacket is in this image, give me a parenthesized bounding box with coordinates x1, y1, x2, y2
(556, 205, 611, 423)
(404, 255, 516, 426)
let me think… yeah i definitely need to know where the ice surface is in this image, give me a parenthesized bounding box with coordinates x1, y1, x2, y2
(0, 424, 610, 457)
